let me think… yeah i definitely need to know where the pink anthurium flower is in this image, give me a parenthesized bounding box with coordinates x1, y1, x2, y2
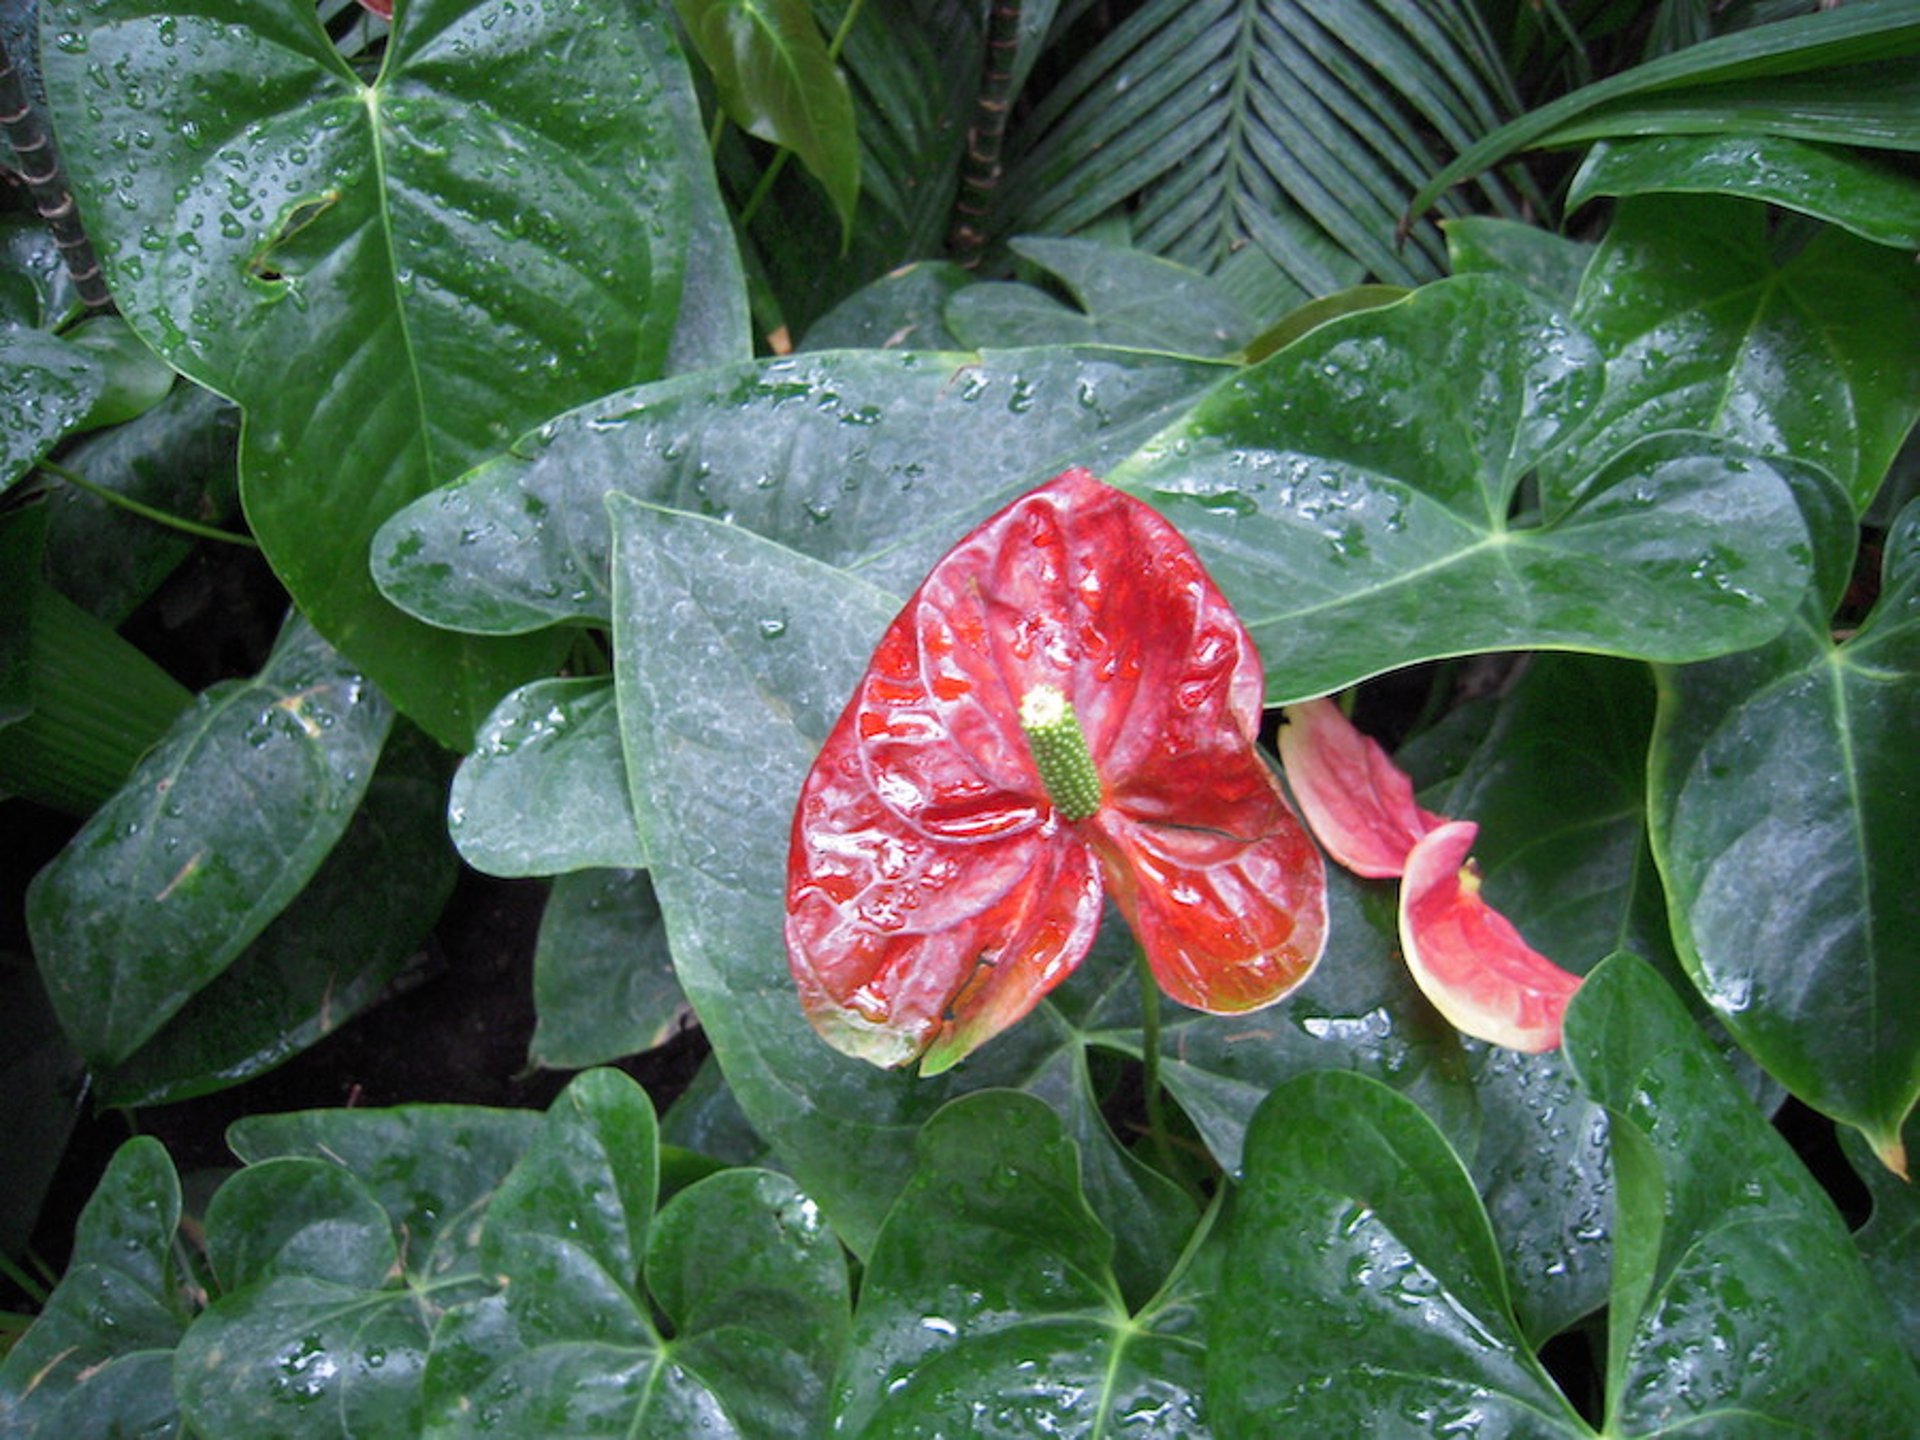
(1276, 697, 1445, 877)
(1401, 821, 1583, 1053)
(786, 468, 1328, 1073)
(1279, 697, 1582, 1052)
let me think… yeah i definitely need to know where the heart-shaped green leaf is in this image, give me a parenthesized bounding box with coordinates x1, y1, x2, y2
(1567, 195, 1920, 511)
(1649, 499, 1920, 1171)
(832, 1090, 1208, 1437)
(1113, 275, 1815, 700)
(28, 614, 393, 1065)
(93, 722, 456, 1108)
(1, 324, 100, 489)
(1212, 1068, 1586, 1437)
(373, 347, 1224, 635)
(0, 1138, 185, 1438)
(450, 677, 644, 878)
(529, 868, 685, 1071)
(178, 1106, 541, 1440)
(1213, 954, 1920, 1435)
(1844, 1122, 1920, 1365)
(422, 1069, 850, 1436)
(40, 0, 725, 743)
(1565, 955, 1920, 1433)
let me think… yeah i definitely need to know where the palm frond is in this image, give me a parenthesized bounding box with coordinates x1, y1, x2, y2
(996, 0, 1533, 293)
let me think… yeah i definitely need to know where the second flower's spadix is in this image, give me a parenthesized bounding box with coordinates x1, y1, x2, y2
(785, 468, 1328, 1072)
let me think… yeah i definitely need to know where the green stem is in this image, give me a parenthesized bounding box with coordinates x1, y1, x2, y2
(39, 458, 258, 548)
(1135, 943, 1178, 1184)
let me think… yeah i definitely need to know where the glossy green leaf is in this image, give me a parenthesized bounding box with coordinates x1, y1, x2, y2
(798, 259, 968, 351)
(1844, 1122, 1920, 1365)
(61, 312, 175, 432)
(944, 237, 1252, 357)
(184, 1103, 539, 1439)
(1113, 275, 1815, 700)
(832, 1091, 1208, 1437)
(422, 1069, 849, 1436)
(1443, 216, 1594, 311)
(1410, 3, 1920, 215)
(1565, 955, 1920, 1432)
(178, 1131, 496, 1440)
(675, 0, 860, 232)
(1, 324, 100, 489)
(1567, 195, 1920, 511)
(1568, 134, 1920, 250)
(40, 380, 241, 626)
(205, 1157, 398, 1293)
(0, 217, 76, 328)
(450, 677, 644, 878)
(93, 723, 456, 1108)
(373, 346, 1224, 635)
(607, 493, 941, 1253)
(28, 615, 392, 1065)
(1212, 1069, 1588, 1437)
(228, 1103, 542, 1278)
(529, 867, 686, 1071)
(40, 0, 716, 745)
(0, 1138, 185, 1438)
(1648, 499, 1920, 1170)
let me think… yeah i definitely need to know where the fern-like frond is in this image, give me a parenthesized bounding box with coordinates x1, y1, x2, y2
(997, 0, 1533, 293)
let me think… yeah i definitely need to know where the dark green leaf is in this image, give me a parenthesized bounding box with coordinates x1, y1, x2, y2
(1567, 195, 1920, 510)
(373, 347, 1224, 635)
(529, 868, 686, 1071)
(1114, 275, 1815, 699)
(450, 677, 644, 879)
(945, 237, 1252, 356)
(93, 722, 456, 1108)
(1443, 216, 1595, 310)
(833, 1091, 1208, 1437)
(676, 0, 860, 231)
(0, 216, 76, 327)
(606, 494, 930, 1254)
(1568, 134, 1920, 249)
(227, 1104, 542, 1281)
(1410, 3, 1920, 215)
(1565, 955, 1920, 1433)
(62, 312, 175, 433)
(40, 381, 241, 626)
(204, 1157, 397, 1292)
(799, 259, 968, 351)
(1, 324, 100, 489)
(423, 1070, 848, 1436)
(1212, 1070, 1588, 1437)
(41, 0, 716, 743)
(1844, 1121, 1920, 1366)
(28, 615, 393, 1065)
(1648, 498, 1920, 1170)
(0, 1138, 185, 1438)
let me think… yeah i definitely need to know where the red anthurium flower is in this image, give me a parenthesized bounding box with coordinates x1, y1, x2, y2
(1279, 697, 1582, 1052)
(356, 0, 392, 16)
(786, 468, 1328, 1073)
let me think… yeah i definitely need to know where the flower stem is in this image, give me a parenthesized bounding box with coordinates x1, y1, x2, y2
(1134, 943, 1179, 1184)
